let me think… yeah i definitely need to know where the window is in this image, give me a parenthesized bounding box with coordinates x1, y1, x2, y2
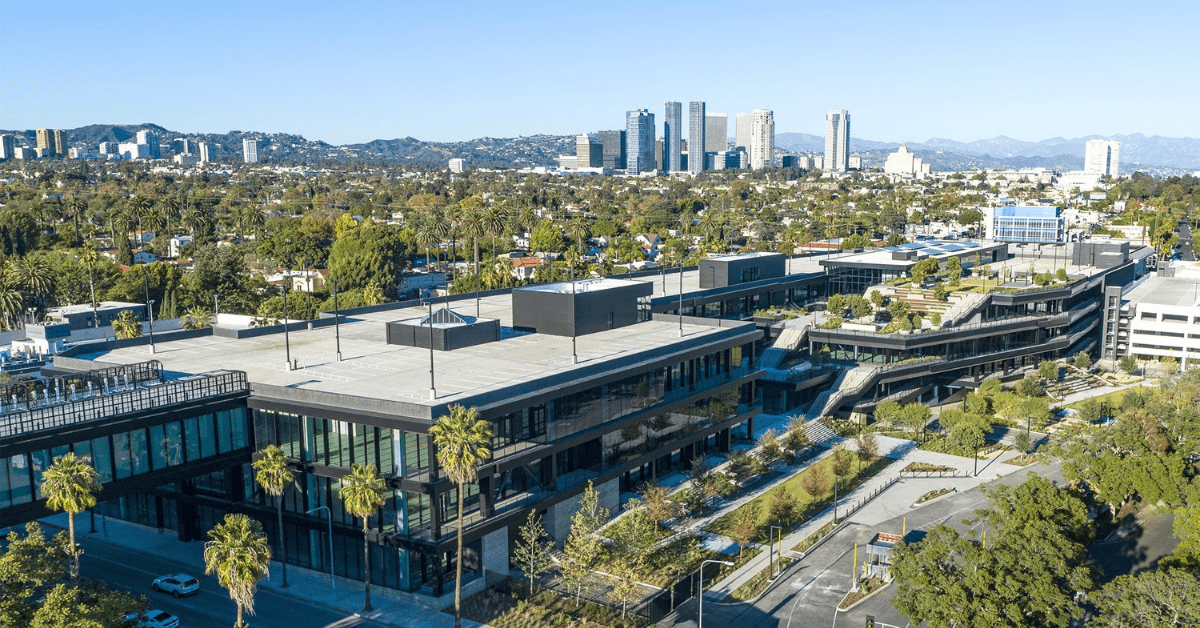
(113, 433, 132, 479)
(92, 438, 113, 483)
(130, 428, 149, 475)
(150, 425, 167, 470)
(200, 414, 216, 458)
(165, 422, 183, 466)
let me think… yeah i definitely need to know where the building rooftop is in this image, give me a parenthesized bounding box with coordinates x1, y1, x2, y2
(998, 205, 1060, 218)
(1125, 276, 1200, 309)
(75, 297, 754, 419)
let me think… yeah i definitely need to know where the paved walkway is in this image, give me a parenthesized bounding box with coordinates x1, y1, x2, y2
(701, 434, 1030, 601)
(39, 512, 486, 628)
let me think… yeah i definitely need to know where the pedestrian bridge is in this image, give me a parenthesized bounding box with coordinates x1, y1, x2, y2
(0, 359, 251, 524)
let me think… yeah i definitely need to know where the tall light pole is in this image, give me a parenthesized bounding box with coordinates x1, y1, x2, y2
(698, 559, 733, 628)
(678, 264, 684, 337)
(143, 275, 155, 354)
(305, 506, 335, 595)
(427, 301, 436, 400)
(332, 279, 342, 362)
(283, 274, 293, 370)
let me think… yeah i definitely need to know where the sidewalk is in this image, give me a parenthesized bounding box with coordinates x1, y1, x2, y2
(40, 512, 486, 628)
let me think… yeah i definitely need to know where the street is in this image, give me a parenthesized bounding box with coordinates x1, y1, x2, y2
(79, 537, 383, 628)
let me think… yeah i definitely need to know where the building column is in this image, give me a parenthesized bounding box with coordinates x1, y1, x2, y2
(478, 475, 493, 518)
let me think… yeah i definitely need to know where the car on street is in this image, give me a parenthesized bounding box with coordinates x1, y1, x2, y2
(123, 609, 180, 628)
(151, 573, 200, 597)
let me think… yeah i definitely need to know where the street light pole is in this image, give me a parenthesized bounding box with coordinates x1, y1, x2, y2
(974, 438, 980, 477)
(698, 559, 734, 628)
(283, 274, 293, 370)
(305, 506, 335, 595)
(769, 525, 782, 578)
(332, 279, 342, 361)
(142, 275, 155, 354)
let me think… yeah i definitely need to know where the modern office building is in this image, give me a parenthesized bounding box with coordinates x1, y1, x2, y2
(0, 134, 15, 160)
(198, 142, 216, 163)
(1104, 274, 1200, 368)
(449, 158, 466, 173)
(664, 102, 682, 173)
(626, 110, 655, 174)
(748, 109, 774, 170)
(240, 139, 256, 164)
(824, 109, 850, 173)
(596, 130, 627, 170)
(5, 279, 762, 599)
(689, 101, 706, 174)
(177, 138, 195, 155)
(575, 134, 603, 169)
(735, 113, 752, 154)
(985, 206, 1064, 243)
(705, 113, 727, 156)
(1084, 139, 1120, 177)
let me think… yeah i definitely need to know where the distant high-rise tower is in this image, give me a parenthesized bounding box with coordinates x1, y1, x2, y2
(53, 130, 67, 156)
(0, 134, 15, 161)
(199, 142, 216, 163)
(243, 139, 258, 164)
(626, 109, 656, 173)
(137, 130, 160, 159)
(36, 129, 56, 156)
(735, 112, 753, 153)
(664, 102, 682, 172)
(688, 101, 706, 174)
(575, 134, 603, 168)
(825, 109, 850, 172)
(178, 138, 195, 155)
(705, 113, 727, 157)
(749, 109, 775, 169)
(1084, 139, 1120, 177)
(596, 130, 626, 170)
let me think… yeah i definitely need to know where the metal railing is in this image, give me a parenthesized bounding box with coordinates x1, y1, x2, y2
(0, 370, 249, 438)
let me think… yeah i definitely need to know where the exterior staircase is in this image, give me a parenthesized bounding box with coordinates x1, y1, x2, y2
(804, 419, 840, 448)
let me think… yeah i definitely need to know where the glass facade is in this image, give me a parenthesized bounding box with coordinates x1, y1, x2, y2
(0, 407, 249, 508)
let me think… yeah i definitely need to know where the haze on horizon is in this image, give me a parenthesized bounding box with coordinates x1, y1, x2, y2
(3, 0, 1197, 146)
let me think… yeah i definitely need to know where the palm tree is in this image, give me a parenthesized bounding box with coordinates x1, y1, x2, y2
(7, 255, 54, 317)
(483, 205, 509, 257)
(338, 463, 387, 613)
(181, 306, 213, 330)
(0, 270, 25, 330)
(252, 444, 294, 588)
(41, 452, 101, 585)
(429, 405, 492, 628)
(459, 201, 486, 285)
(204, 513, 271, 628)
(67, 196, 87, 246)
(415, 223, 440, 269)
(112, 310, 142, 339)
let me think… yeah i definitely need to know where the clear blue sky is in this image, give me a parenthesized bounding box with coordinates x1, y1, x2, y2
(3, 0, 1197, 145)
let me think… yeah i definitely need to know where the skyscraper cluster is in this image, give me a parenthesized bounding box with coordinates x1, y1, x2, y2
(575, 101, 775, 174)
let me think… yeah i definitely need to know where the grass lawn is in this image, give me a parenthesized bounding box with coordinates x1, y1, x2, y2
(595, 533, 758, 589)
(704, 455, 890, 543)
(1065, 386, 1147, 412)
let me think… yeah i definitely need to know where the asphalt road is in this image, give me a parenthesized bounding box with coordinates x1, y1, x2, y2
(80, 538, 381, 628)
(662, 459, 1182, 628)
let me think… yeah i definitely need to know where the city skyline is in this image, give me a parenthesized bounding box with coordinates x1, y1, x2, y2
(3, 1, 1197, 145)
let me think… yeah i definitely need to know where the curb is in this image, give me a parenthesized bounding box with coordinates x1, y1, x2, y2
(837, 578, 893, 612)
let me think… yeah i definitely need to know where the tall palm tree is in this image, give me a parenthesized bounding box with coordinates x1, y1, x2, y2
(415, 223, 440, 269)
(67, 196, 87, 246)
(338, 463, 387, 613)
(483, 205, 509, 258)
(41, 452, 100, 585)
(459, 201, 486, 286)
(251, 444, 294, 588)
(429, 405, 492, 628)
(112, 310, 142, 339)
(7, 255, 53, 321)
(204, 513, 271, 628)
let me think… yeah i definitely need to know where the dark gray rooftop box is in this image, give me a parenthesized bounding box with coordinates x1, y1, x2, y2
(698, 252, 786, 289)
(386, 307, 499, 351)
(512, 278, 652, 336)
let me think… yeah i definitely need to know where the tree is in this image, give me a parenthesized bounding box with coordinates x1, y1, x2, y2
(757, 427, 783, 465)
(1013, 430, 1032, 453)
(30, 581, 144, 628)
(511, 510, 554, 595)
(181, 306, 213, 329)
(1091, 569, 1200, 628)
(1119, 354, 1138, 374)
(560, 481, 609, 606)
(827, 293, 848, 317)
(1073, 352, 1092, 370)
(529, 219, 565, 253)
(688, 456, 718, 513)
(0, 523, 71, 627)
(1162, 355, 1180, 374)
(429, 404, 492, 628)
(1038, 360, 1060, 381)
(933, 281, 948, 301)
(640, 482, 683, 525)
(910, 257, 940, 286)
(782, 416, 811, 458)
(768, 486, 800, 529)
(831, 446, 854, 481)
(938, 408, 990, 451)
(855, 433, 879, 468)
(900, 402, 931, 437)
(251, 444, 294, 589)
(873, 400, 902, 426)
(869, 289, 884, 309)
(945, 256, 962, 286)
(338, 463, 387, 613)
(40, 452, 100, 585)
(800, 466, 830, 499)
(327, 224, 410, 299)
(111, 310, 141, 339)
(203, 513, 271, 628)
(728, 502, 761, 558)
(1017, 374, 1044, 397)
(607, 555, 643, 619)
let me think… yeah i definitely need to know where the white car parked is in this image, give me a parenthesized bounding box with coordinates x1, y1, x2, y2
(123, 609, 180, 628)
(152, 573, 200, 597)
